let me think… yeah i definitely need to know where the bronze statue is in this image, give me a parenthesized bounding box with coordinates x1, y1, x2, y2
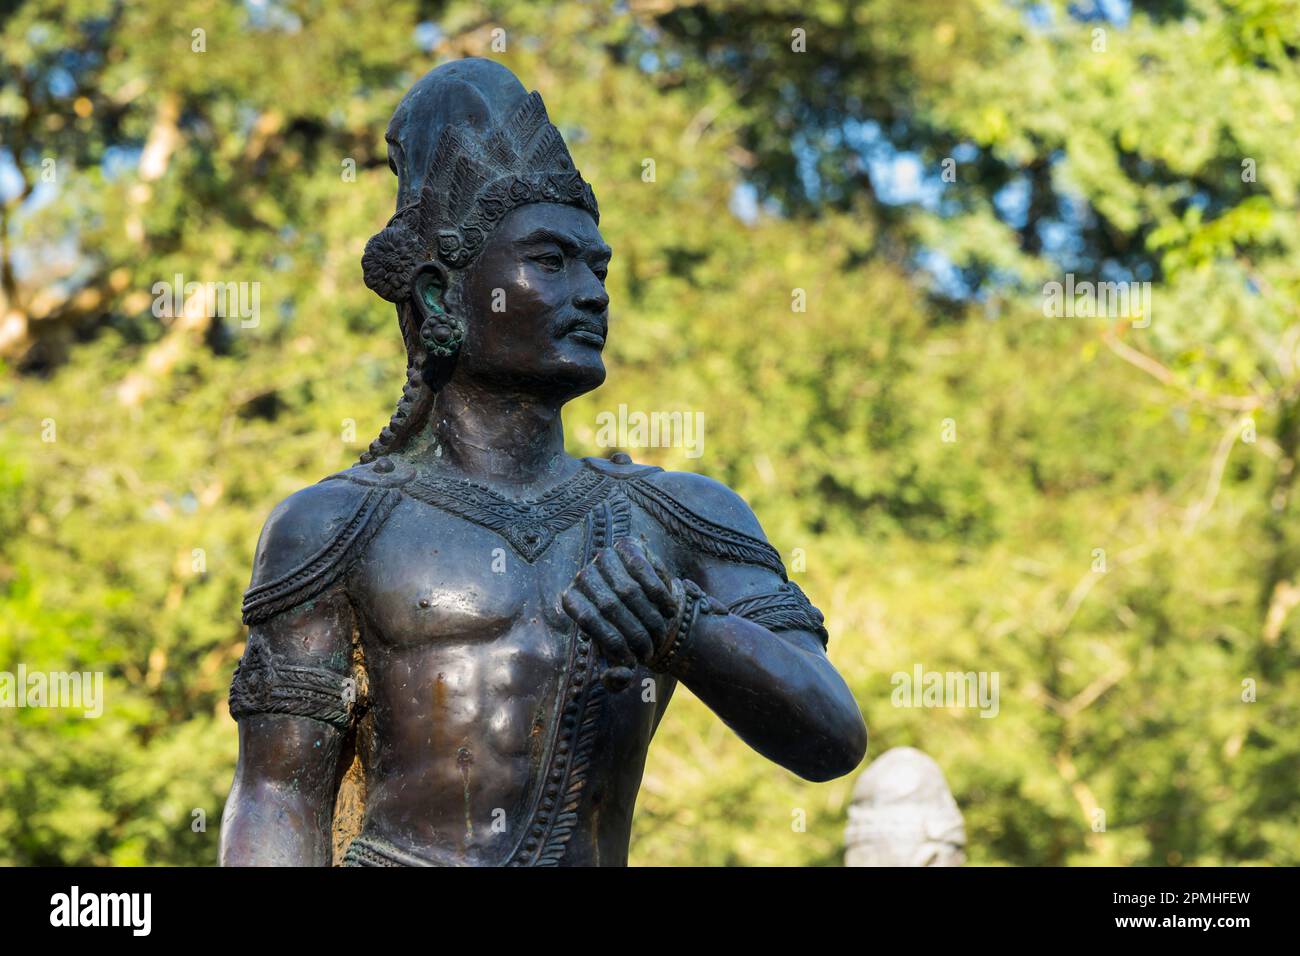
(219, 58, 867, 867)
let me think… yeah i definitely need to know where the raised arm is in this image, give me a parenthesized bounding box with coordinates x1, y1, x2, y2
(220, 478, 396, 865)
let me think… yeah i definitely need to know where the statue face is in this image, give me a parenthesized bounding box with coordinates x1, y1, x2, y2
(456, 202, 611, 400)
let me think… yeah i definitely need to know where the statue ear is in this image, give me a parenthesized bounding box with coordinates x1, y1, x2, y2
(411, 260, 450, 319)
(410, 261, 464, 357)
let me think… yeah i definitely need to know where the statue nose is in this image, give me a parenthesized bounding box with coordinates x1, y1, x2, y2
(575, 287, 609, 313)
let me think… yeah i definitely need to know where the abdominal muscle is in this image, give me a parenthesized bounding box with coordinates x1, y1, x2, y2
(354, 618, 571, 865)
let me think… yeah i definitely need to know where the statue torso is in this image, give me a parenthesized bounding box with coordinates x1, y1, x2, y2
(340, 456, 677, 866)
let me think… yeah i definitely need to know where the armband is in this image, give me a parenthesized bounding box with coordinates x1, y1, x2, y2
(228, 633, 355, 731)
(727, 581, 828, 647)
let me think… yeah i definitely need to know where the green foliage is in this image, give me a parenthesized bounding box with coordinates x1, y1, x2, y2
(1, 0, 1297, 865)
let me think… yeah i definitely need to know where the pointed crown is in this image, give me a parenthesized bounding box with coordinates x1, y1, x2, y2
(362, 64, 599, 303)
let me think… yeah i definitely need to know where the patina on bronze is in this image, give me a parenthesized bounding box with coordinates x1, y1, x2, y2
(219, 58, 867, 867)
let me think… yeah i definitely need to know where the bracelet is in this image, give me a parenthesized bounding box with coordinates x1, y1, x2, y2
(648, 579, 726, 674)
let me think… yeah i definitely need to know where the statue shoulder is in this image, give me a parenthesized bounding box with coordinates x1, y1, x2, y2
(634, 468, 829, 647)
(582, 453, 761, 533)
(618, 466, 786, 579)
(638, 469, 767, 539)
(242, 459, 410, 625)
(248, 480, 374, 585)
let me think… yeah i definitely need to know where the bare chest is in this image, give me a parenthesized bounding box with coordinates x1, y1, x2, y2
(347, 476, 673, 648)
(353, 500, 583, 647)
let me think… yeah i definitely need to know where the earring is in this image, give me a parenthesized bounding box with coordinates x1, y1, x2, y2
(418, 286, 464, 357)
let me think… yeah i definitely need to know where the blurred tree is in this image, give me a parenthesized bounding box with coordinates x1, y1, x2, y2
(0, 0, 1296, 865)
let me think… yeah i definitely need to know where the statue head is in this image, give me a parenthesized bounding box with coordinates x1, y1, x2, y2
(359, 58, 608, 462)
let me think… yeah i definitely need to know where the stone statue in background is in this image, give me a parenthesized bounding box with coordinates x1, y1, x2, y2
(219, 58, 867, 867)
(845, 746, 966, 866)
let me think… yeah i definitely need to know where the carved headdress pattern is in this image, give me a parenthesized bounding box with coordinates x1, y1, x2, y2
(362, 89, 599, 302)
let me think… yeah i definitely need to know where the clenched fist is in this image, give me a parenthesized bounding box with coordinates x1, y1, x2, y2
(560, 538, 682, 688)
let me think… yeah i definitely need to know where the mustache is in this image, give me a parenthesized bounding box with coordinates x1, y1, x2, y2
(556, 310, 608, 338)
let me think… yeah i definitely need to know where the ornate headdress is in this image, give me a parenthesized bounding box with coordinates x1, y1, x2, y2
(362, 60, 599, 302)
(357, 59, 600, 464)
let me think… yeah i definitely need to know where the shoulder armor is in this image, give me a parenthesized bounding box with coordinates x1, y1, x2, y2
(624, 469, 787, 579)
(241, 471, 403, 626)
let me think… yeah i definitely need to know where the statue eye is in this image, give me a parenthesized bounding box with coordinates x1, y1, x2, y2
(532, 253, 563, 272)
